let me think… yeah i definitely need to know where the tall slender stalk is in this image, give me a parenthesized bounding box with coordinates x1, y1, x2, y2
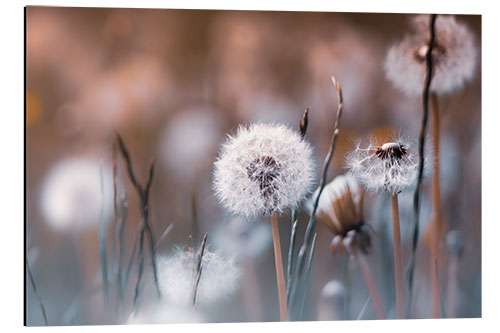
(192, 233, 208, 308)
(430, 93, 442, 318)
(288, 76, 343, 318)
(391, 194, 404, 319)
(408, 14, 438, 315)
(270, 214, 287, 321)
(355, 252, 386, 320)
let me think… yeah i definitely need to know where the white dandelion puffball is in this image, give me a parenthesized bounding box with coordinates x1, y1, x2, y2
(385, 15, 477, 96)
(158, 246, 241, 306)
(127, 300, 205, 324)
(345, 136, 433, 195)
(213, 123, 316, 217)
(40, 157, 113, 232)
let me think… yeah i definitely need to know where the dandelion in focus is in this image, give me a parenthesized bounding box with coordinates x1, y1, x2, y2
(312, 174, 384, 319)
(213, 123, 315, 217)
(346, 136, 432, 195)
(385, 14, 477, 96)
(345, 134, 432, 319)
(213, 122, 315, 321)
(158, 245, 240, 306)
(40, 157, 112, 232)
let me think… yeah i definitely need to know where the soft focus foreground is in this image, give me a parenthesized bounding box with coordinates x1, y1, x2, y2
(26, 7, 481, 325)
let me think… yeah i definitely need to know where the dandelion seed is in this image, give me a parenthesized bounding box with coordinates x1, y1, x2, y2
(213, 123, 316, 217)
(345, 135, 433, 195)
(158, 246, 241, 306)
(385, 15, 477, 96)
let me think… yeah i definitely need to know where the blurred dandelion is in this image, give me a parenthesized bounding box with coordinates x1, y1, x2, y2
(127, 300, 206, 324)
(385, 15, 477, 96)
(318, 280, 347, 321)
(158, 245, 241, 306)
(40, 157, 113, 232)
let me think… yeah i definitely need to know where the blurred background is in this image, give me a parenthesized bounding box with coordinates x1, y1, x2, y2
(26, 7, 481, 325)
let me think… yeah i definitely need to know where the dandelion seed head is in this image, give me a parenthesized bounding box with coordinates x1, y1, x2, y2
(385, 15, 477, 96)
(213, 123, 316, 217)
(158, 246, 241, 306)
(345, 135, 433, 195)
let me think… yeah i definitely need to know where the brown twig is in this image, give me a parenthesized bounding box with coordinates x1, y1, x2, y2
(192, 233, 208, 308)
(355, 252, 386, 320)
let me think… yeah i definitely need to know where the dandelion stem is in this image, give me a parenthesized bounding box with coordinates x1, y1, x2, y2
(391, 193, 405, 319)
(270, 214, 288, 321)
(286, 217, 298, 304)
(355, 252, 386, 320)
(430, 92, 442, 318)
(408, 14, 437, 316)
(434, 257, 447, 318)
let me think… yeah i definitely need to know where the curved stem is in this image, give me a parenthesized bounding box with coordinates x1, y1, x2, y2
(391, 194, 405, 319)
(270, 214, 287, 321)
(356, 252, 386, 320)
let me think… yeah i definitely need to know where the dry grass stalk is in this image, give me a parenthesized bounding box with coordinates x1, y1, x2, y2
(354, 252, 386, 319)
(192, 232, 209, 308)
(288, 76, 344, 319)
(115, 133, 161, 310)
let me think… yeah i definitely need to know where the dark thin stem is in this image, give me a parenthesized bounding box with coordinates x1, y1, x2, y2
(133, 230, 146, 312)
(408, 14, 437, 315)
(191, 187, 199, 244)
(27, 261, 48, 326)
(192, 233, 208, 308)
(116, 193, 128, 303)
(116, 133, 161, 300)
(289, 76, 343, 318)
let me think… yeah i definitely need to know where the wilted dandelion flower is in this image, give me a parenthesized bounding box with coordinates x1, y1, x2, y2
(40, 157, 112, 231)
(385, 15, 477, 96)
(213, 123, 315, 217)
(312, 174, 372, 255)
(345, 136, 432, 195)
(158, 246, 241, 306)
